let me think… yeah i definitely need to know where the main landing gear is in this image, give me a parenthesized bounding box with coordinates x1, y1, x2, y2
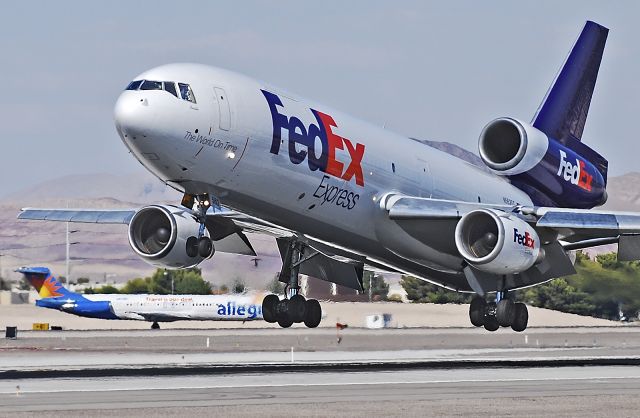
(184, 194, 215, 259)
(151, 321, 160, 330)
(261, 240, 322, 328)
(469, 291, 528, 332)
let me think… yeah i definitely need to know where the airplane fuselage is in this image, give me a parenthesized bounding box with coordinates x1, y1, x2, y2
(38, 292, 264, 321)
(114, 64, 534, 290)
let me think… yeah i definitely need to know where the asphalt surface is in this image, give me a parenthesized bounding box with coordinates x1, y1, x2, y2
(2, 327, 640, 416)
(2, 367, 640, 417)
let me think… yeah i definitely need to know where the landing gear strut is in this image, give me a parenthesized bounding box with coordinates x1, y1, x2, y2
(262, 239, 322, 328)
(469, 291, 528, 332)
(151, 321, 160, 330)
(184, 193, 215, 259)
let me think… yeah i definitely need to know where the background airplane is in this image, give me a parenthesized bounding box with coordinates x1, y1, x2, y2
(17, 21, 640, 333)
(17, 267, 265, 329)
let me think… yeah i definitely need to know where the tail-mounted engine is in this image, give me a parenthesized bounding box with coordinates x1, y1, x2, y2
(127, 205, 214, 269)
(454, 209, 543, 275)
(478, 117, 607, 209)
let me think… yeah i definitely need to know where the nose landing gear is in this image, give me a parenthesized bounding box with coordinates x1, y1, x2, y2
(469, 291, 528, 332)
(183, 193, 215, 259)
(261, 239, 323, 328)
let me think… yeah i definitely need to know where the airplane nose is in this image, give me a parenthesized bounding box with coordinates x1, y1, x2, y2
(114, 91, 152, 137)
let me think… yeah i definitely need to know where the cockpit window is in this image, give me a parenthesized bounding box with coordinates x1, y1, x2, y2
(140, 80, 163, 90)
(178, 83, 196, 104)
(126, 80, 143, 90)
(163, 81, 178, 98)
(125, 79, 196, 103)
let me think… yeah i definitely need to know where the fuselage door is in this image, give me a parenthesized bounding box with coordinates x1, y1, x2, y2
(213, 87, 231, 131)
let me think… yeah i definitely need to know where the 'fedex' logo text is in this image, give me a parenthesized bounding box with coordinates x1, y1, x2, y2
(557, 150, 593, 192)
(262, 90, 365, 187)
(513, 228, 535, 249)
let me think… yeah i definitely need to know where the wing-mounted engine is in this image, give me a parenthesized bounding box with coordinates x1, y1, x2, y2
(128, 205, 214, 269)
(478, 117, 607, 208)
(454, 209, 543, 275)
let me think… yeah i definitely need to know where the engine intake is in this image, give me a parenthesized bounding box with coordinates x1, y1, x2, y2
(128, 205, 211, 269)
(479, 118, 549, 175)
(455, 209, 542, 274)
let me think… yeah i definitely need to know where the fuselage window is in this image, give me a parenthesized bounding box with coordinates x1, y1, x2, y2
(140, 80, 162, 90)
(163, 81, 178, 98)
(126, 80, 143, 90)
(178, 83, 196, 104)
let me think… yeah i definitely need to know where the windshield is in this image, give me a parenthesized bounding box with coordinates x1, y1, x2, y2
(125, 79, 196, 104)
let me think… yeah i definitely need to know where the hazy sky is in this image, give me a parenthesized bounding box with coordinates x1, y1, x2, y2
(1, 1, 638, 196)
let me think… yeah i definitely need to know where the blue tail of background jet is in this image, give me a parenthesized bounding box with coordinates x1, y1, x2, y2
(16, 267, 117, 319)
(16, 267, 74, 298)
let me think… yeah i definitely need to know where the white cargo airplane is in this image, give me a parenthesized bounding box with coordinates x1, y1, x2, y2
(18, 267, 264, 329)
(20, 21, 640, 331)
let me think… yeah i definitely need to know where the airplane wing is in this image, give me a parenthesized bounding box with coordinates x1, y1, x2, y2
(384, 194, 640, 261)
(17, 206, 294, 256)
(128, 311, 193, 322)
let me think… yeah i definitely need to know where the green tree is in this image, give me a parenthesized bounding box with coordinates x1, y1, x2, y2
(400, 275, 472, 304)
(121, 277, 150, 294)
(0, 276, 10, 291)
(362, 271, 389, 301)
(174, 270, 211, 295)
(94, 284, 120, 294)
(231, 277, 246, 294)
(147, 269, 173, 294)
(266, 273, 284, 294)
(144, 268, 211, 295)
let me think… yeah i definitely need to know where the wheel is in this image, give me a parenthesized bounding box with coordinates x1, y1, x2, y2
(262, 294, 279, 323)
(304, 299, 322, 328)
(186, 236, 198, 257)
(277, 315, 293, 328)
(511, 303, 529, 332)
(469, 297, 486, 327)
(197, 236, 214, 258)
(288, 294, 307, 323)
(151, 322, 160, 330)
(484, 315, 499, 332)
(496, 299, 515, 327)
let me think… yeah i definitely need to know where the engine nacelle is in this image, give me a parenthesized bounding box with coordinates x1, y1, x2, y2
(454, 209, 542, 275)
(128, 205, 210, 269)
(478, 117, 549, 175)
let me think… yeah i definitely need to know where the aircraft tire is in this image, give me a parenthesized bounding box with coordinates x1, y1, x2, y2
(511, 303, 529, 332)
(304, 299, 322, 328)
(484, 315, 499, 332)
(496, 299, 515, 327)
(288, 294, 307, 322)
(186, 236, 199, 257)
(262, 294, 280, 323)
(277, 315, 293, 328)
(469, 297, 486, 327)
(197, 236, 214, 258)
(151, 322, 160, 330)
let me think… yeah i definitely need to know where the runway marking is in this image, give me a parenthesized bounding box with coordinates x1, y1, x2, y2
(3, 375, 640, 395)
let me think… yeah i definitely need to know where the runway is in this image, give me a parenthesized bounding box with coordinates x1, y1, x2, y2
(2, 366, 640, 417)
(2, 327, 640, 416)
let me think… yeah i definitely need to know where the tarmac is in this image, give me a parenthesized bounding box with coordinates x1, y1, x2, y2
(1, 303, 639, 417)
